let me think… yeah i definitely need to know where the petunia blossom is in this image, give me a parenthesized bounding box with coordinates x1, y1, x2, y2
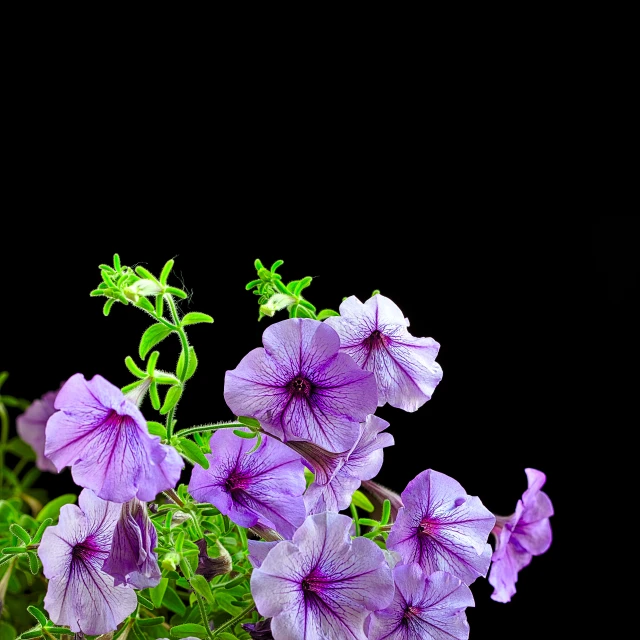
(386, 469, 495, 586)
(488, 468, 554, 603)
(102, 498, 161, 589)
(324, 294, 443, 412)
(16, 387, 60, 473)
(189, 428, 307, 539)
(45, 373, 184, 502)
(368, 563, 475, 640)
(304, 414, 394, 514)
(38, 488, 137, 635)
(250, 511, 395, 640)
(224, 318, 378, 453)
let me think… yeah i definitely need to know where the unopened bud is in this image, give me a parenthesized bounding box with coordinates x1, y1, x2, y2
(161, 551, 181, 571)
(123, 279, 163, 302)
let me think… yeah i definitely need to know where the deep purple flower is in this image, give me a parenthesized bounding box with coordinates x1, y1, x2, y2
(368, 563, 474, 640)
(250, 511, 395, 640)
(45, 373, 184, 502)
(102, 498, 161, 589)
(224, 318, 378, 453)
(324, 294, 443, 412)
(488, 468, 554, 603)
(38, 488, 137, 635)
(304, 414, 394, 514)
(387, 469, 495, 586)
(242, 618, 275, 639)
(195, 538, 232, 581)
(189, 428, 306, 539)
(16, 387, 60, 473)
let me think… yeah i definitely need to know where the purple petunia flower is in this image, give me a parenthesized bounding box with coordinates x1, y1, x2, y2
(243, 618, 275, 639)
(102, 498, 161, 589)
(304, 414, 394, 514)
(488, 468, 554, 603)
(16, 387, 61, 473)
(368, 563, 475, 640)
(224, 318, 378, 453)
(386, 469, 495, 586)
(38, 488, 137, 635)
(324, 294, 443, 412)
(45, 373, 184, 503)
(251, 511, 395, 640)
(189, 428, 307, 539)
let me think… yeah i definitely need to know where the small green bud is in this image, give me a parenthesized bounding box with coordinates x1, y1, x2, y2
(123, 279, 164, 302)
(259, 293, 296, 317)
(161, 551, 181, 571)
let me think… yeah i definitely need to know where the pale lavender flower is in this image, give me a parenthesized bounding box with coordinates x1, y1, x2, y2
(368, 563, 474, 640)
(224, 318, 378, 453)
(304, 414, 394, 514)
(250, 511, 395, 640)
(189, 428, 306, 539)
(38, 488, 137, 635)
(45, 373, 184, 502)
(325, 294, 443, 412)
(102, 498, 161, 589)
(488, 468, 554, 603)
(387, 469, 495, 586)
(247, 539, 279, 568)
(16, 387, 60, 473)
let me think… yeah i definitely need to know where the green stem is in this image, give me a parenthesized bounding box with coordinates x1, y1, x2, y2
(211, 603, 256, 638)
(174, 422, 244, 439)
(0, 401, 9, 491)
(181, 557, 214, 640)
(350, 503, 361, 537)
(165, 295, 190, 440)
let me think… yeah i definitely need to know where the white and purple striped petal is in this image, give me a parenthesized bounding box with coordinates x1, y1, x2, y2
(387, 469, 495, 586)
(224, 319, 378, 453)
(325, 294, 443, 412)
(45, 373, 183, 503)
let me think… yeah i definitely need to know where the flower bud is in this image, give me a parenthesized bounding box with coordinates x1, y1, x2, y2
(123, 279, 163, 302)
(259, 293, 296, 318)
(161, 551, 181, 571)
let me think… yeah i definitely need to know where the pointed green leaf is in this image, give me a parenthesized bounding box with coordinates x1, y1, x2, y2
(159, 385, 182, 415)
(9, 523, 30, 545)
(32, 518, 52, 544)
(178, 438, 209, 469)
(136, 592, 154, 609)
(165, 286, 187, 299)
(136, 296, 156, 313)
(37, 494, 77, 522)
(5, 437, 36, 460)
(147, 421, 167, 438)
(147, 350, 160, 374)
(125, 356, 147, 378)
(162, 586, 186, 615)
(149, 576, 169, 608)
(245, 278, 262, 290)
(181, 312, 214, 326)
(160, 258, 175, 285)
(316, 308, 340, 320)
(27, 606, 48, 626)
(137, 616, 165, 627)
(139, 323, 173, 360)
(177, 346, 198, 380)
(232, 429, 256, 439)
(190, 574, 214, 605)
(170, 623, 207, 638)
(134, 266, 158, 282)
(292, 276, 312, 296)
(121, 380, 143, 395)
(156, 293, 164, 316)
(103, 298, 115, 316)
(351, 490, 375, 513)
(237, 416, 260, 428)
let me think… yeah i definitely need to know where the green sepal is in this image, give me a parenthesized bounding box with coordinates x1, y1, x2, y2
(27, 606, 48, 627)
(2, 546, 26, 554)
(27, 551, 40, 574)
(170, 623, 207, 638)
(181, 312, 214, 326)
(357, 518, 379, 527)
(139, 323, 173, 360)
(177, 346, 198, 380)
(136, 296, 156, 314)
(178, 438, 209, 469)
(160, 385, 183, 415)
(247, 432, 262, 454)
(297, 299, 317, 313)
(245, 278, 262, 290)
(316, 308, 340, 320)
(136, 616, 165, 627)
(19, 631, 42, 639)
(90, 288, 105, 297)
(351, 490, 375, 512)
(232, 429, 256, 439)
(112, 253, 122, 270)
(149, 576, 169, 608)
(165, 286, 187, 299)
(190, 574, 215, 604)
(121, 380, 143, 395)
(149, 381, 161, 410)
(273, 278, 291, 295)
(103, 298, 115, 316)
(292, 276, 312, 296)
(291, 304, 314, 318)
(371, 289, 381, 296)
(37, 494, 77, 522)
(101, 271, 115, 287)
(99, 263, 115, 272)
(134, 266, 159, 282)
(32, 518, 52, 544)
(41, 628, 72, 636)
(125, 356, 147, 378)
(154, 374, 180, 385)
(147, 421, 167, 438)
(237, 416, 260, 428)
(254, 259, 264, 270)
(270, 259, 284, 272)
(136, 592, 154, 609)
(381, 499, 391, 525)
(156, 294, 164, 317)
(286, 279, 300, 292)
(160, 258, 175, 285)
(147, 350, 160, 375)
(9, 523, 31, 545)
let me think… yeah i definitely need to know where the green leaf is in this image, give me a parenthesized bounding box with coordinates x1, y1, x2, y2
(178, 438, 209, 469)
(149, 381, 161, 410)
(316, 309, 340, 320)
(162, 586, 186, 615)
(2, 546, 26, 554)
(177, 346, 198, 380)
(0, 623, 17, 640)
(0, 371, 8, 389)
(237, 415, 260, 428)
(156, 294, 164, 317)
(113, 253, 122, 270)
(4, 437, 36, 460)
(125, 356, 147, 378)
(171, 623, 207, 638)
(136, 616, 165, 627)
(32, 518, 52, 544)
(10, 523, 30, 544)
(292, 276, 312, 296)
(217, 633, 239, 640)
(139, 324, 173, 360)
(41, 628, 72, 636)
(357, 518, 379, 527)
(190, 574, 214, 605)
(37, 494, 77, 522)
(103, 298, 115, 316)
(160, 385, 183, 415)
(136, 592, 154, 609)
(381, 499, 391, 526)
(297, 299, 316, 313)
(181, 312, 214, 326)
(154, 374, 180, 385)
(245, 278, 262, 290)
(134, 266, 158, 282)
(147, 421, 167, 438)
(351, 490, 375, 512)
(233, 429, 256, 439)
(160, 258, 175, 285)
(27, 551, 40, 573)
(273, 278, 291, 295)
(270, 259, 284, 272)
(149, 576, 169, 608)
(21, 466, 41, 488)
(165, 286, 187, 299)
(20, 630, 43, 639)
(147, 350, 160, 374)
(136, 297, 156, 313)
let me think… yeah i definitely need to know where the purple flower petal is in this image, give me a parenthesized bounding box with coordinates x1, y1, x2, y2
(16, 388, 60, 473)
(387, 469, 495, 586)
(45, 373, 184, 502)
(325, 294, 443, 412)
(247, 540, 279, 568)
(224, 318, 378, 453)
(189, 428, 306, 539)
(38, 489, 137, 635)
(369, 564, 474, 640)
(251, 512, 395, 640)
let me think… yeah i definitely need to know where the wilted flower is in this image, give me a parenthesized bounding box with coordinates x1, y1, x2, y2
(102, 498, 161, 589)
(368, 563, 475, 640)
(242, 618, 274, 639)
(250, 511, 395, 639)
(45, 373, 184, 502)
(38, 488, 137, 635)
(488, 468, 554, 603)
(224, 318, 378, 453)
(195, 538, 232, 581)
(360, 479, 404, 523)
(387, 469, 495, 586)
(325, 294, 443, 412)
(16, 387, 60, 473)
(189, 428, 306, 539)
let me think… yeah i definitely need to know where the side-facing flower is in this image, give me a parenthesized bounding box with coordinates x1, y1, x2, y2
(387, 469, 495, 586)
(102, 498, 161, 589)
(38, 488, 137, 635)
(224, 318, 378, 453)
(45, 373, 184, 502)
(304, 414, 394, 514)
(368, 563, 475, 640)
(250, 511, 395, 640)
(16, 387, 61, 473)
(189, 428, 306, 539)
(324, 294, 443, 412)
(488, 468, 554, 603)
(243, 618, 275, 639)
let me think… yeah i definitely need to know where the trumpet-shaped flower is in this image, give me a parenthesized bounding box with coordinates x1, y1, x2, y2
(102, 498, 161, 589)
(45, 373, 184, 503)
(324, 294, 443, 412)
(224, 318, 378, 453)
(189, 428, 307, 539)
(488, 468, 554, 603)
(38, 488, 137, 635)
(387, 469, 495, 586)
(251, 511, 395, 640)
